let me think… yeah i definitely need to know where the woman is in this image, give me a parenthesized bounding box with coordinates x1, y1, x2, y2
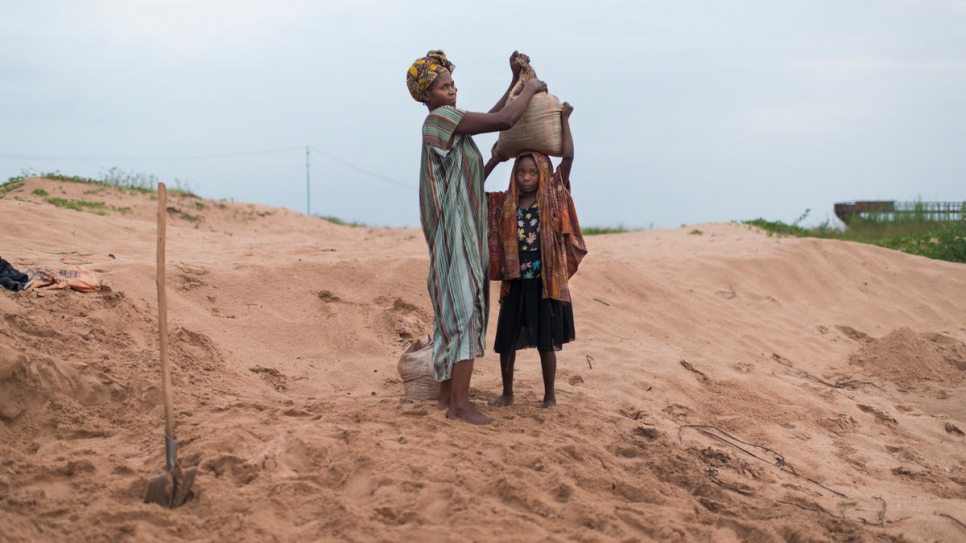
(408, 50, 546, 425)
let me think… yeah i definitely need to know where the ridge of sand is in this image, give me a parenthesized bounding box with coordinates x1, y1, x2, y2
(2, 177, 965, 542)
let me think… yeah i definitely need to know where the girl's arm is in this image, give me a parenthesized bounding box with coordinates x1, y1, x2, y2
(488, 51, 529, 113)
(455, 78, 546, 136)
(558, 102, 574, 191)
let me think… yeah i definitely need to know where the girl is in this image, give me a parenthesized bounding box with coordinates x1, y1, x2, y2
(484, 103, 587, 408)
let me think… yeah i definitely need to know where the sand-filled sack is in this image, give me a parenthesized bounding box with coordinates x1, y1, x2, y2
(494, 58, 564, 159)
(397, 335, 440, 401)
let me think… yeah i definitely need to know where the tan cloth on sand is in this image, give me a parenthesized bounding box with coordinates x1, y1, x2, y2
(27, 266, 101, 293)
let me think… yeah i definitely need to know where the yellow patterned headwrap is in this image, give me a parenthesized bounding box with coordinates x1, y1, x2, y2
(407, 50, 455, 102)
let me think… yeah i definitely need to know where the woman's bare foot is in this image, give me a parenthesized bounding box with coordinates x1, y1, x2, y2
(540, 397, 557, 409)
(436, 379, 452, 410)
(446, 404, 493, 425)
(488, 394, 514, 407)
(443, 360, 490, 423)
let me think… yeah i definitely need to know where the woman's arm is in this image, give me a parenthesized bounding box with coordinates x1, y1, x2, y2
(488, 51, 529, 113)
(558, 102, 574, 191)
(455, 78, 546, 135)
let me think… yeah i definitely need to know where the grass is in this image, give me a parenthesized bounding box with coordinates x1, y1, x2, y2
(3, 167, 198, 197)
(9, 169, 959, 265)
(314, 213, 628, 234)
(5, 169, 640, 235)
(582, 225, 629, 236)
(45, 197, 108, 215)
(317, 215, 367, 227)
(744, 208, 966, 264)
(1, 169, 206, 218)
(0, 179, 24, 196)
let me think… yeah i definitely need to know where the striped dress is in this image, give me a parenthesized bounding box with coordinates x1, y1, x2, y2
(419, 106, 488, 381)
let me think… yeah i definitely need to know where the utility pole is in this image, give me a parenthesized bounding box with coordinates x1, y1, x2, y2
(306, 146, 311, 215)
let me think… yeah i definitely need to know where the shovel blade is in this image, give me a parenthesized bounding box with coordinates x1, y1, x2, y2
(144, 466, 197, 509)
(145, 473, 174, 508)
(172, 467, 198, 508)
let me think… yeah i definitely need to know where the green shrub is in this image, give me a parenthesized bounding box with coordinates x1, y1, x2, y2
(744, 209, 965, 264)
(582, 225, 628, 236)
(45, 198, 106, 212)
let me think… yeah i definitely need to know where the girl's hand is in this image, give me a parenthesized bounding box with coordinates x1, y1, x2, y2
(523, 78, 547, 94)
(484, 143, 509, 179)
(490, 142, 509, 163)
(561, 102, 573, 118)
(510, 51, 530, 78)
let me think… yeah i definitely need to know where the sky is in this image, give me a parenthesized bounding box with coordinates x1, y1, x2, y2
(2, 0, 964, 230)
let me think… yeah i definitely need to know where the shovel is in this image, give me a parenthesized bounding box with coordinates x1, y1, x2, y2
(145, 182, 197, 508)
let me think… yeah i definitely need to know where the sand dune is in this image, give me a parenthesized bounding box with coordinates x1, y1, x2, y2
(2, 177, 965, 542)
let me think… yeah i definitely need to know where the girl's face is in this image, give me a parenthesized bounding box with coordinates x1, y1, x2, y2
(421, 71, 457, 109)
(514, 156, 539, 195)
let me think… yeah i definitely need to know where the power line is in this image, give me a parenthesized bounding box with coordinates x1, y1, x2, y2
(0, 146, 305, 161)
(0, 146, 415, 190)
(305, 146, 310, 216)
(309, 147, 415, 189)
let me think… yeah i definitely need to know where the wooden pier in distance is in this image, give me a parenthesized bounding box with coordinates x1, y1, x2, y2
(834, 201, 965, 226)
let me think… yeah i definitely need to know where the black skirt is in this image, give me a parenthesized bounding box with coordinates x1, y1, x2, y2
(493, 279, 575, 353)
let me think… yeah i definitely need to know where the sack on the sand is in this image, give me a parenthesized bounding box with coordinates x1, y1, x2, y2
(26, 265, 100, 293)
(397, 335, 439, 401)
(494, 58, 564, 159)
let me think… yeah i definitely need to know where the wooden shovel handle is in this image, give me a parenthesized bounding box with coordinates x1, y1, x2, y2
(157, 183, 175, 438)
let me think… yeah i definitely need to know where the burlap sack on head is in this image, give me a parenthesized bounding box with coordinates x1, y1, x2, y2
(397, 335, 440, 401)
(494, 58, 564, 159)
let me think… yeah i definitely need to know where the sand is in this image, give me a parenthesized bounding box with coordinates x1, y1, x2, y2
(1, 177, 965, 542)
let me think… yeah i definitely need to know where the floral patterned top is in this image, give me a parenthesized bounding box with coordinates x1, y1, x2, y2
(517, 202, 541, 279)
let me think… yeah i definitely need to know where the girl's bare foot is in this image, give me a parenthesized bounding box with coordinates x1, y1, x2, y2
(540, 397, 557, 409)
(488, 394, 514, 407)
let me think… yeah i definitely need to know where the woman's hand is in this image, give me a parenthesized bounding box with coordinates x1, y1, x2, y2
(510, 51, 530, 78)
(490, 51, 531, 113)
(561, 102, 573, 119)
(523, 78, 547, 94)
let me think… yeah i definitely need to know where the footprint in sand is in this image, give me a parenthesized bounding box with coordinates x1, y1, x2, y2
(662, 404, 691, 422)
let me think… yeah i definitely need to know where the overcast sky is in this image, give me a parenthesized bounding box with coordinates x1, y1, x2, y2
(2, 1, 964, 230)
